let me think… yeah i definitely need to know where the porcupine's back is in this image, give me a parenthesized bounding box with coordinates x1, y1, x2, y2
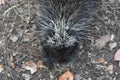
(37, 0, 101, 63)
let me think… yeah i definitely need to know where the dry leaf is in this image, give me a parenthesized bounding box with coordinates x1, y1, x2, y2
(95, 34, 110, 49)
(96, 57, 106, 63)
(114, 49, 120, 61)
(37, 60, 43, 68)
(58, 70, 74, 80)
(0, 64, 3, 73)
(0, 0, 5, 5)
(22, 61, 37, 74)
(114, 49, 120, 67)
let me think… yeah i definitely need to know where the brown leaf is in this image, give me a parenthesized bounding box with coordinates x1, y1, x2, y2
(37, 60, 43, 68)
(0, 64, 3, 73)
(96, 57, 106, 63)
(58, 70, 74, 80)
(0, 0, 5, 5)
(95, 34, 110, 49)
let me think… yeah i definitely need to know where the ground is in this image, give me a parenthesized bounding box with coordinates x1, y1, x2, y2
(0, 0, 120, 80)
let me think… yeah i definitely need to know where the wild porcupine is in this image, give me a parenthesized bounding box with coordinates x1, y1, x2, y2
(36, 0, 101, 63)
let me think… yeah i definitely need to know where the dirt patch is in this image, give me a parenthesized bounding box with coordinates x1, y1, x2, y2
(0, 0, 120, 80)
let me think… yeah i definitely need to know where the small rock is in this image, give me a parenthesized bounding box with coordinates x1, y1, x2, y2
(22, 74, 30, 80)
(109, 42, 117, 50)
(10, 35, 19, 42)
(10, 62, 15, 69)
(88, 78, 92, 80)
(12, 51, 19, 56)
(37, 60, 43, 68)
(0, 39, 5, 47)
(95, 34, 110, 49)
(110, 34, 115, 41)
(22, 37, 30, 42)
(107, 65, 113, 74)
(75, 74, 82, 80)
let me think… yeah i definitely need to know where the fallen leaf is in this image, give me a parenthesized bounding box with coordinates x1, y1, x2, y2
(58, 70, 74, 80)
(113, 49, 120, 67)
(0, 0, 5, 5)
(22, 61, 37, 74)
(96, 57, 106, 63)
(37, 60, 43, 68)
(109, 42, 117, 50)
(95, 34, 110, 49)
(114, 49, 120, 61)
(0, 64, 3, 73)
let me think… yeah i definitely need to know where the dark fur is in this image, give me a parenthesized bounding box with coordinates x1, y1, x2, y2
(37, 0, 101, 63)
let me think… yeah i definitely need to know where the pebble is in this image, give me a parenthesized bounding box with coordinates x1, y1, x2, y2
(10, 35, 19, 42)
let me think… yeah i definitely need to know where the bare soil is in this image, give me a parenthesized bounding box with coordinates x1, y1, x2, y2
(0, 0, 120, 80)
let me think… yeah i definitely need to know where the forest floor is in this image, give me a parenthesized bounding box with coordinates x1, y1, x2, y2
(0, 0, 120, 80)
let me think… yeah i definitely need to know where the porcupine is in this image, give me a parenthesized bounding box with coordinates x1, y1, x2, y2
(37, 0, 101, 63)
